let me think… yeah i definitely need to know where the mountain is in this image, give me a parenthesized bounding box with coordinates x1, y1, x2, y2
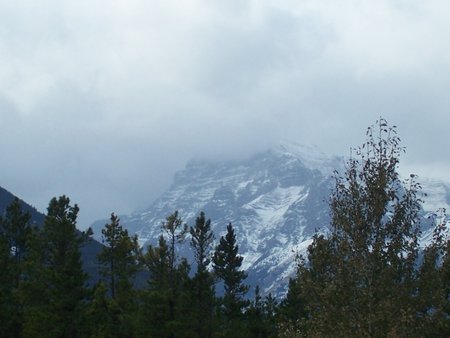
(0, 186, 45, 226)
(91, 142, 450, 297)
(91, 143, 342, 296)
(0, 186, 104, 285)
(417, 178, 450, 247)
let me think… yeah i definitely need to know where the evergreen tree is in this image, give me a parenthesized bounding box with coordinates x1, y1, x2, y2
(190, 211, 214, 274)
(213, 222, 249, 336)
(0, 198, 32, 268)
(292, 119, 423, 337)
(20, 196, 89, 338)
(189, 211, 216, 338)
(139, 235, 171, 337)
(98, 213, 140, 299)
(18, 226, 49, 338)
(262, 292, 279, 337)
(161, 210, 190, 337)
(139, 212, 192, 338)
(245, 286, 279, 337)
(278, 271, 309, 337)
(144, 235, 171, 291)
(84, 282, 116, 338)
(0, 226, 16, 337)
(163, 210, 188, 281)
(0, 198, 31, 338)
(245, 286, 264, 338)
(94, 213, 140, 337)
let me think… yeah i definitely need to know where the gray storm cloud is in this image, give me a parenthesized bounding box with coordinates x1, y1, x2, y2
(0, 0, 449, 227)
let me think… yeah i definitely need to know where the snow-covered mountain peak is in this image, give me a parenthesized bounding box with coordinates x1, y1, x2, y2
(272, 141, 343, 176)
(90, 143, 450, 297)
(91, 143, 336, 296)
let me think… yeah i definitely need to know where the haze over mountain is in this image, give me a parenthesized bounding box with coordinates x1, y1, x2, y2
(91, 142, 450, 296)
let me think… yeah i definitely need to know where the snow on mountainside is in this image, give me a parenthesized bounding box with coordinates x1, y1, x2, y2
(92, 142, 341, 296)
(420, 178, 450, 213)
(91, 142, 450, 297)
(418, 178, 450, 247)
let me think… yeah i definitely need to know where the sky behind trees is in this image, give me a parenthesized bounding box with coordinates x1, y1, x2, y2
(1, 0, 449, 227)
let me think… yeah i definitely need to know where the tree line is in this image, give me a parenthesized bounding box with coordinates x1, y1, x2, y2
(1, 119, 449, 337)
(0, 198, 277, 337)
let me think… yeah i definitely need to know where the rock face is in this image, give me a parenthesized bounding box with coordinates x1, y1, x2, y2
(91, 142, 450, 297)
(92, 143, 342, 296)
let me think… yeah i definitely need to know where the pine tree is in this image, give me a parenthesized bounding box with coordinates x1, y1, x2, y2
(98, 213, 140, 299)
(278, 270, 309, 337)
(262, 292, 279, 337)
(163, 210, 188, 282)
(213, 222, 249, 336)
(144, 235, 171, 291)
(0, 225, 16, 337)
(245, 286, 266, 338)
(95, 213, 140, 337)
(20, 196, 89, 338)
(189, 211, 216, 338)
(139, 235, 172, 337)
(139, 212, 192, 338)
(294, 119, 423, 337)
(0, 198, 31, 338)
(84, 282, 116, 338)
(190, 211, 214, 274)
(0, 198, 32, 269)
(245, 286, 279, 338)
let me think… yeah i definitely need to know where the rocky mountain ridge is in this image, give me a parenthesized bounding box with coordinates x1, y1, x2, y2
(91, 142, 450, 296)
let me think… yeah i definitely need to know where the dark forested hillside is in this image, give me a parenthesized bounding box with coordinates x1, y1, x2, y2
(0, 186, 103, 284)
(0, 187, 44, 226)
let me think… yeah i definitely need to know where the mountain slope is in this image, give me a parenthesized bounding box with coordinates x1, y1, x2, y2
(92, 143, 342, 296)
(0, 186, 45, 225)
(0, 186, 104, 285)
(91, 143, 450, 297)
(418, 178, 450, 247)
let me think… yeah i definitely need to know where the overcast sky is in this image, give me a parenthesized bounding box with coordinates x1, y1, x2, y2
(1, 0, 449, 228)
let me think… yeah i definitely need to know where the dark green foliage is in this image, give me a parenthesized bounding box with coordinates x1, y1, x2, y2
(139, 235, 172, 337)
(92, 213, 140, 337)
(0, 198, 32, 267)
(0, 198, 31, 338)
(144, 235, 171, 290)
(139, 212, 193, 338)
(1, 199, 261, 338)
(416, 211, 450, 335)
(213, 222, 249, 336)
(0, 232, 18, 338)
(244, 286, 279, 338)
(278, 270, 309, 337)
(163, 210, 188, 278)
(84, 282, 117, 338)
(98, 213, 140, 298)
(20, 196, 89, 338)
(190, 211, 214, 273)
(213, 223, 249, 313)
(18, 227, 50, 338)
(189, 212, 216, 337)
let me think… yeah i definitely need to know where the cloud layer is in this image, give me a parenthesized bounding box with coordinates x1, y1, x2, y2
(1, 0, 449, 227)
